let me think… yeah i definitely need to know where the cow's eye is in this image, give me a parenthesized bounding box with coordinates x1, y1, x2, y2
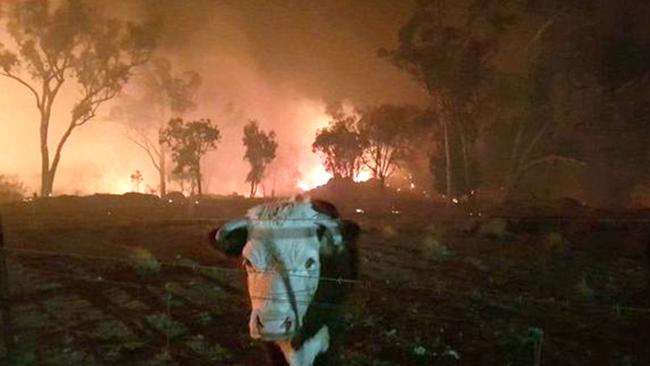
(305, 258, 316, 270)
(242, 258, 253, 269)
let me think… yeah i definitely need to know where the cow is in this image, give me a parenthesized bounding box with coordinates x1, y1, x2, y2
(209, 196, 360, 366)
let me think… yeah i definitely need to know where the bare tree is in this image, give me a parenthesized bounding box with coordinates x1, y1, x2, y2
(123, 57, 201, 197)
(0, 0, 155, 196)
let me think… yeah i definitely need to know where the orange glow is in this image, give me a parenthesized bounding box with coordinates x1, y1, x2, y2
(353, 169, 372, 183)
(297, 166, 332, 191)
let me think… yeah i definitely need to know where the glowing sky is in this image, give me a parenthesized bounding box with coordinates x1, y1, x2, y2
(0, 0, 428, 196)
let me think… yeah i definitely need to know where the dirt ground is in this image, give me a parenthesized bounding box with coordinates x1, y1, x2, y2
(0, 194, 648, 365)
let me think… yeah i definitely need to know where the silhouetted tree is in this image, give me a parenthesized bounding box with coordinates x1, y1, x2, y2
(130, 170, 143, 192)
(160, 118, 220, 195)
(0, 0, 155, 196)
(0, 175, 25, 204)
(123, 57, 201, 197)
(242, 120, 278, 198)
(385, 0, 513, 199)
(312, 110, 364, 180)
(357, 105, 421, 187)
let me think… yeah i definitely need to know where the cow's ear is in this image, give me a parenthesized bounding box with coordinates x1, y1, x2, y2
(209, 219, 249, 257)
(318, 220, 360, 256)
(311, 199, 340, 219)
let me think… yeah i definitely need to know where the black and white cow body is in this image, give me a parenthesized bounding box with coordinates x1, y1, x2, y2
(210, 197, 360, 366)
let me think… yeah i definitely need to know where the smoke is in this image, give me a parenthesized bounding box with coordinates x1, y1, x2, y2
(0, 0, 427, 196)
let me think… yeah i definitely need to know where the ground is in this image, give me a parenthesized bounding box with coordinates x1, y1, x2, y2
(0, 194, 648, 365)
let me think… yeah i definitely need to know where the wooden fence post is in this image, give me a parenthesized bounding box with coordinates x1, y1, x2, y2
(0, 213, 15, 363)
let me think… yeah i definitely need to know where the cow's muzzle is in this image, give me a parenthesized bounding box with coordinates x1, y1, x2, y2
(250, 310, 297, 340)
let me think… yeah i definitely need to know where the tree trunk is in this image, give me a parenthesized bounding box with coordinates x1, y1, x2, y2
(442, 118, 453, 198)
(159, 146, 167, 197)
(460, 128, 470, 192)
(39, 116, 51, 197)
(195, 161, 202, 196)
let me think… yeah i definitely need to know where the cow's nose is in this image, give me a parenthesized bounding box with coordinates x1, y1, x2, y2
(255, 314, 294, 336)
(255, 315, 292, 330)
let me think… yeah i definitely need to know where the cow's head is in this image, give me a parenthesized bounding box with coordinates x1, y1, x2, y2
(209, 198, 358, 342)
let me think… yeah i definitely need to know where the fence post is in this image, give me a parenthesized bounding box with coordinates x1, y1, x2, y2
(0, 213, 16, 363)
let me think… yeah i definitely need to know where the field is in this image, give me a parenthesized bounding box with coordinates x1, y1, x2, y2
(0, 194, 649, 365)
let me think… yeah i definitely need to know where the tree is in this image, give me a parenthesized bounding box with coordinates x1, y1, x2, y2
(0, 0, 155, 196)
(312, 110, 365, 180)
(160, 118, 220, 196)
(130, 170, 143, 192)
(357, 105, 420, 186)
(0, 175, 25, 204)
(385, 0, 513, 198)
(242, 120, 278, 198)
(124, 58, 201, 197)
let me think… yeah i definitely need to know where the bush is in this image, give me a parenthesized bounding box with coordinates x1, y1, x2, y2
(381, 224, 397, 238)
(128, 247, 161, 275)
(478, 218, 510, 239)
(0, 175, 25, 204)
(422, 234, 451, 261)
(543, 231, 567, 252)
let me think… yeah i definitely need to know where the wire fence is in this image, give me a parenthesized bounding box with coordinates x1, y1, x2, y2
(1, 245, 649, 316)
(1, 213, 649, 365)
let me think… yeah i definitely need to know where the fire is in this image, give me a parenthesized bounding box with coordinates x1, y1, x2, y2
(297, 166, 332, 191)
(297, 167, 374, 191)
(353, 169, 372, 182)
(99, 177, 134, 194)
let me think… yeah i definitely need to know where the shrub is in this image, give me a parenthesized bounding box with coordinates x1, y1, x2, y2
(128, 247, 161, 275)
(0, 175, 25, 204)
(381, 224, 397, 238)
(478, 218, 510, 239)
(422, 235, 451, 261)
(543, 231, 567, 252)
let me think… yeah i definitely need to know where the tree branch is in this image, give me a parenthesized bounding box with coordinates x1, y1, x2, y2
(517, 122, 549, 171)
(0, 72, 42, 109)
(518, 154, 587, 175)
(126, 132, 161, 172)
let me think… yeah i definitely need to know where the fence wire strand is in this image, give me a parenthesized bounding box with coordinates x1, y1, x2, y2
(2, 245, 649, 316)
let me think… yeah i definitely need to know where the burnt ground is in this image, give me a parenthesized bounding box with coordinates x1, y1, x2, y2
(0, 194, 649, 365)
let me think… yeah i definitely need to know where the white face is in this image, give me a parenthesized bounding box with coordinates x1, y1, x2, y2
(241, 223, 322, 341)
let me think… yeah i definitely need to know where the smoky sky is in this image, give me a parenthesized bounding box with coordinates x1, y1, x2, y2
(0, 0, 427, 195)
(125, 0, 427, 105)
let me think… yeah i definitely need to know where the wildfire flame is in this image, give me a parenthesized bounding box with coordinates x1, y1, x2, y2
(297, 167, 373, 191)
(297, 166, 332, 191)
(353, 169, 372, 183)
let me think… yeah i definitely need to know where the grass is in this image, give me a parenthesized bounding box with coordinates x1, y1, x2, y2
(1, 197, 648, 365)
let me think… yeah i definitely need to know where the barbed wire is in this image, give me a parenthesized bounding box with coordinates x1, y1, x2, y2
(3, 253, 650, 366)
(2, 245, 649, 316)
(14, 262, 647, 329)
(6, 244, 647, 296)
